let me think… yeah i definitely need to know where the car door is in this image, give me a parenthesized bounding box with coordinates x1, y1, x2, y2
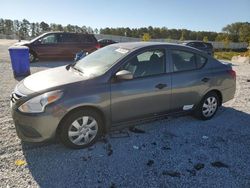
(79, 35, 98, 53)
(59, 33, 81, 59)
(32, 33, 61, 58)
(169, 48, 211, 111)
(110, 47, 172, 124)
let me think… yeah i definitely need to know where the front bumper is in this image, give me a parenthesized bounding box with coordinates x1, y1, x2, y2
(11, 105, 64, 142)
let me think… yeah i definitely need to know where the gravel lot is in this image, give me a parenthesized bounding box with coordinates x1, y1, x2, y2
(0, 39, 250, 188)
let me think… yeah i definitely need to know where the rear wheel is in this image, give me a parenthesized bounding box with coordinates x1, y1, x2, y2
(59, 109, 103, 149)
(195, 92, 219, 120)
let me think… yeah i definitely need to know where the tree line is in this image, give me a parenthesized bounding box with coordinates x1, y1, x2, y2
(100, 23, 250, 44)
(0, 18, 249, 44)
(0, 18, 97, 39)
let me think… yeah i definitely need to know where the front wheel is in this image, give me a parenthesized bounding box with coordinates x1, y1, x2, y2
(29, 52, 36, 63)
(59, 109, 103, 149)
(194, 92, 219, 120)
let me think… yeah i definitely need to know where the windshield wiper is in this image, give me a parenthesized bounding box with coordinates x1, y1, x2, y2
(71, 65, 84, 73)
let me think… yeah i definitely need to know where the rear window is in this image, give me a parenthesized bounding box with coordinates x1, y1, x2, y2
(205, 42, 213, 49)
(191, 42, 206, 48)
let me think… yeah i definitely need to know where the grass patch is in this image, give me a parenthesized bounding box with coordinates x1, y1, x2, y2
(214, 50, 250, 60)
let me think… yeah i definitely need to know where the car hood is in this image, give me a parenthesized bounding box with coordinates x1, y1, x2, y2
(14, 40, 30, 46)
(17, 66, 91, 95)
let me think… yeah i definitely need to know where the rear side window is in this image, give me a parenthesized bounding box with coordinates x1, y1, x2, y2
(171, 50, 196, 72)
(62, 34, 79, 43)
(196, 54, 207, 68)
(171, 50, 207, 72)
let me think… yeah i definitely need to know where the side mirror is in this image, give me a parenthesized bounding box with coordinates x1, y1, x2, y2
(115, 70, 133, 80)
(34, 39, 42, 45)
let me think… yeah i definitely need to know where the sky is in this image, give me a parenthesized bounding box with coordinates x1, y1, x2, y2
(1, 0, 250, 32)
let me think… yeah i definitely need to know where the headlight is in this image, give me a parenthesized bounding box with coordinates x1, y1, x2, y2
(18, 90, 63, 113)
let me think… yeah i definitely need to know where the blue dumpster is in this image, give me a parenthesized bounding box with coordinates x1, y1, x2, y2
(8, 46, 30, 77)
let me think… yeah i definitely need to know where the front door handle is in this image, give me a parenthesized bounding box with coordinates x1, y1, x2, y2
(201, 77, 210, 82)
(155, 83, 167, 89)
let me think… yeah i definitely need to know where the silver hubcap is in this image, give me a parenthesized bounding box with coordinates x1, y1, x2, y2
(68, 116, 98, 145)
(202, 96, 217, 117)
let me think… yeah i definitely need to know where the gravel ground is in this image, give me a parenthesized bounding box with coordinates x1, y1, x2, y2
(0, 39, 250, 188)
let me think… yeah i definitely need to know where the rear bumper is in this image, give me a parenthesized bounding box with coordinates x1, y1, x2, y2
(221, 86, 236, 103)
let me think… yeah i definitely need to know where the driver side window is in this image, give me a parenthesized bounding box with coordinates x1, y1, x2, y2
(122, 49, 166, 78)
(41, 34, 58, 44)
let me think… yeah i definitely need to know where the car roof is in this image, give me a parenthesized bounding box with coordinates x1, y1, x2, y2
(43, 31, 92, 35)
(183, 40, 212, 44)
(110, 42, 212, 58)
(111, 42, 185, 50)
(98, 39, 113, 40)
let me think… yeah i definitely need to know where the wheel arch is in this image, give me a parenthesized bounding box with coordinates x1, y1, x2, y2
(56, 105, 107, 135)
(204, 89, 223, 106)
(24, 44, 37, 57)
(29, 48, 38, 57)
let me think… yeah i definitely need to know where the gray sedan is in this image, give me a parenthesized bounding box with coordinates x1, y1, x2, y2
(11, 42, 236, 149)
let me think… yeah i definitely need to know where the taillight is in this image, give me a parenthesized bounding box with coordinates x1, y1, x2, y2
(95, 43, 100, 49)
(228, 69, 236, 79)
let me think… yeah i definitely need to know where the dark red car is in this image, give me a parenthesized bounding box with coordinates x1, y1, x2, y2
(16, 32, 100, 62)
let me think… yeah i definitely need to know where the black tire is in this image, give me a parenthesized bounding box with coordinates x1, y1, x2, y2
(59, 109, 103, 149)
(194, 91, 220, 120)
(29, 51, 37, 63)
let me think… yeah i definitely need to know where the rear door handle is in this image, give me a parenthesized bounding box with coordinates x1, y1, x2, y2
(155, 83, 167, 89)
(201, 77, 210, 82)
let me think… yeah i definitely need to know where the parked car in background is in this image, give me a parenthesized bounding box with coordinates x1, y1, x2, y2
(14, 32, 100, 62)
(11, 42, 236, 149)
(98, 39, 117, 47)
(182, 41, 214, 56)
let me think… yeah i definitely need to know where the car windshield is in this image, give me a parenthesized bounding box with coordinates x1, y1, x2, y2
(30, 33, 48, 42)
(73, 46, 130, 77)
